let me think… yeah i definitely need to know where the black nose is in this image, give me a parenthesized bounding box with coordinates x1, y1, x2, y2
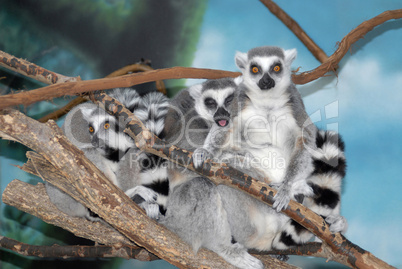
(258, 73, 275, 90)
(91, 135, 100, 147)
(213, 107, 230, 127)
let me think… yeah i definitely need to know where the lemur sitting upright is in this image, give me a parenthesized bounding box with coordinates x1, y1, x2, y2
(234, 46, 347, 246)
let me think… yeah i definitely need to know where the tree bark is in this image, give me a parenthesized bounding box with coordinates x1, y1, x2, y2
(0, 50, 80, 85)
(0, 109, 296, 269)
(89, 91, 395, 269)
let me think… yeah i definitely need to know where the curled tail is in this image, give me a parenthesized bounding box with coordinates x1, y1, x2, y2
(125, 91, 170, 218)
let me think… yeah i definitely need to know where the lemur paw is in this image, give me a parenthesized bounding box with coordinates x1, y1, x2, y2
(192, 148, 213, 168)
(141, 202, 161, 220)
(273, 184, 292, 212)
(125, 186, 158, 203)
(326, 215, 348, 234)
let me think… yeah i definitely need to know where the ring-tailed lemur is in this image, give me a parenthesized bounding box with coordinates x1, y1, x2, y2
(234, 46, 347, 248)
(46, 88, 169, 220)
(159, 47, 347, 267)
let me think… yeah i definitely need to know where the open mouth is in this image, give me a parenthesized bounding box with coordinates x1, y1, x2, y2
(215, 119, 229, 127)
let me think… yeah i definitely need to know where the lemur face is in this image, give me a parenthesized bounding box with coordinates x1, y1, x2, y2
(235, 46, 297, 93)
(80, 107, 127, 153)
(190, 78, 237, 128)
(247, 56, 284, 90)
(202, 88, 235, 127)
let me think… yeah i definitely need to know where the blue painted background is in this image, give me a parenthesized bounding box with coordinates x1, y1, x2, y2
(1, 1, 401, 268)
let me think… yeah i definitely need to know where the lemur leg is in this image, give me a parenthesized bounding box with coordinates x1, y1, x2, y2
(159, 177, 263, 269)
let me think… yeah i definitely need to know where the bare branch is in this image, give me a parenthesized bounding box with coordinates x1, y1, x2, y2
(38, 97, 86, 123)
(0, 66, 241, 110)
(37, 60, 167, 123)
(293, 9, 402, 84)
(259, 0, 328, 63)
(90, 91, 395, 269)
(0, 50, 80, 85)
(0, 109, 294, 269)
(0, 235, 158, 261)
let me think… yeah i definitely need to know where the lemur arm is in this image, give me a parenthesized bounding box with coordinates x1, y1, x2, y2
(272, 137, 314, 211)
(192, 124, 230, 168)
(273, 86, 318, 211)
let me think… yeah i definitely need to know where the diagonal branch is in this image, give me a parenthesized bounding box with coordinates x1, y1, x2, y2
(293, 9, 402, 84)
(0, 109, 294, 269)
(37, 60, 167, 123)
(89, 91, 395, 269)
(259, 0, 328, 63)
(1, 7, 401, 111)
(0, 65, 241, 109)
(0, 50, 80, 85)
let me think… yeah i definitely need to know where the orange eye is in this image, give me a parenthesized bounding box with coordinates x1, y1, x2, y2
(274, 65, 281, 72)
(89, 126, 94, 133)
(252, 66, 259, 74)
(104, 123, 110, 129)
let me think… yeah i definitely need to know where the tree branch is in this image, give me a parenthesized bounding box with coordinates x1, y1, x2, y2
(1, 7, 401, 110)
(259, 0, 328, 63)
(0, 235, 158, 261)
(0, 109, 295, 269)
(0, 65, 241, 109)
(0, 50, 80, 85)
(293, 9, 402, 84)
(37, 60, 167, 123)
(89, 91, 395, 269)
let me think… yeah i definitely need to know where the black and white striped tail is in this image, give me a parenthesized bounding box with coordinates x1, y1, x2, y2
(124, 90, 170, 218)
(273, 130, 347, 249)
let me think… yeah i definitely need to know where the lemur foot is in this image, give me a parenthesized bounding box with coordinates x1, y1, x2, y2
(216, 243, 264, 269)
(125, 186, 158, 203)
(326, 215, 348, 234)
(273, 183, 293, 212)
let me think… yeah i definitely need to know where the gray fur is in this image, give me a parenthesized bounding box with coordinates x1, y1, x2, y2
(160, 177, 264, 269)
(46, 88, 169, 221)
(234, 46, 316, 212)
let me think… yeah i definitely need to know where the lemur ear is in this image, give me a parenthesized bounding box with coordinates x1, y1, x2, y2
(284, 48, 297, 66)
(79, 107, 95, 120)
(188, 83, 203, 100)
(235, 51, 248, 72)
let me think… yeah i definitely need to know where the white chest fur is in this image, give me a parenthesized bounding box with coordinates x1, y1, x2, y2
(234, 92, 301, 183)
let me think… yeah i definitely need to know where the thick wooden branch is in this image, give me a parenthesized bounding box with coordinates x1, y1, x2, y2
(0, 109, 294, 269)
(259, 0, 328, 63)
(0, 235, 153, 260)
(89, 91, 395, 269)
(0, 50, 80, 85)
(0, 65, 240, 109)
(0, 10, 400, 109)
(293, 9, 402, 84)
